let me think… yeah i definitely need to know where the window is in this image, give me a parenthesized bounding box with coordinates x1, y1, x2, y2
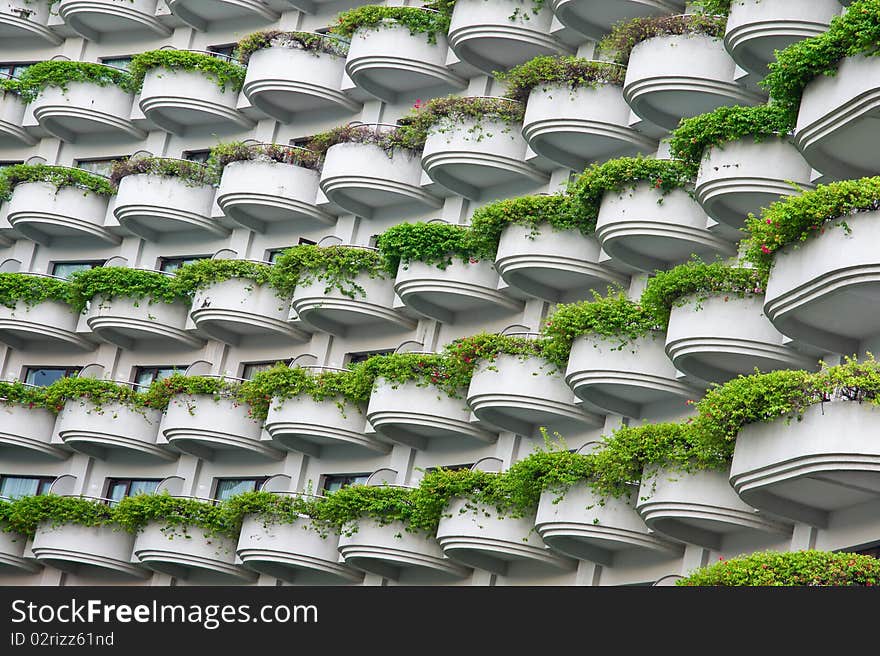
(0, 475, 54, 499)
(182, 149, 210, 164)
(214, 478, 268, 501)
(266, 238, 316, 263)
(241, 361, 284, 380)
(75, 157, 121, 178)
(346, 349, 394, 365)
(158, 255, 207, 273)
(0, 62, 33, 79)
(321, 473, 369, 494)
(207, 44, 237, 59)
(0, 160, 23, 171)
(106, 479, 160, 505)
(99, 56, 132, 70)
(367, 234, 380, 248)
(425, 463, 474, 474)
(51, 260, 103, 279)
(133, 366, 182, 388)
(289, 137, 311, 149)
(24, 366, 80, 387)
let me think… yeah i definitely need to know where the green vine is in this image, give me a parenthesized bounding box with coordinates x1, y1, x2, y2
(234, 30, 348, 64)
(128, 50, 246, 93)
(0, 164, 115, 203)
(599, 13, 728, 65)
(170, 259, 274, 297)
(269, 244, 387, 300)
(3, 60, 135, 104)
(67, 267, 185, 314)
(499, 56, 627, 104)
(207, 141, 321, 173)
(0, 273, 70, 309)
(377, 222, 479, 274)
(109, 156, 215, 187)
(330, 6, 451, 43)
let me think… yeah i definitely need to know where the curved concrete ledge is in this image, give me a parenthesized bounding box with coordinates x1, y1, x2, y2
(59, 0, 170, 40)
(8, 181, 117, 245)
(0, 92, 37, 146)
(31, 82, 144, 142)
(31, 523, 146, 579)
(0, 529, 41, 573)
(0, 299, 93, 351)
(166, 0, 279, 30)
(0, 1, 63, 44)
(56, 401, 170, 461)
(551, 0, 684, 39)
(0, 404, 64, 459)
(87, 296, 203, 350)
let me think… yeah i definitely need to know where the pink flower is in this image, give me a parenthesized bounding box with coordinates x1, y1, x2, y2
(761, 245, 771, 254)
(766, 218, 773, 225)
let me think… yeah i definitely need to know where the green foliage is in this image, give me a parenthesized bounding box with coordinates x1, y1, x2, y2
(41, 376, 153, 415)
(499, 56, 627, 104)
(0, 273, 70, 309)
(0, 380, 48, 409)
(142, 374, 248, 412)
(304, 123, 417, 160)
(330, 5, 452, 43)
(234, 30, 348, 64)
(669, 104, 796, 177)
(356, 352, 463, 398)
(1, 495, 113, 539)
(0, 163, 115, 203)
(109, 156, 215, 187)
(3, 60, 135, 103)
(269, 244, 387, 299)
(689, 0, 732, 15)
(678, 550, 880, 586)
(67, 267, 185, 314)
(128, 49, 246, 93)
(599, 13, 727, 65)
(170, 259, 274, 297)
(113, 493, 237, 539)
(377, 222, 478, 274)
(207, 141, 321, 173)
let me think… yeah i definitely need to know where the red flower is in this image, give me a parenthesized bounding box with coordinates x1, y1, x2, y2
(760, 245, 771, 254)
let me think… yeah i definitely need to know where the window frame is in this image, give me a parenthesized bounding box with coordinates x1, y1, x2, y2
(320, 473, 371, 494)
(0, 475, 55, 499)
(105, 478, 161, 505)
(50, 260, 104, 279)
(23, 366, 81, 387)
(212, 477, 270, 501)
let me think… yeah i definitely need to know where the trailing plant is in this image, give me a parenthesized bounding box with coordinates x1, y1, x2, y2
(0, 272, 70, 309)
(689, 0, 732, 16)
(499, 55, 627, 104)
(128, 50, 246, 93)
(109, 156, 215, 187)
(0, 380, 47, 409)
(442, 332, 555, 373)
(269, 244, 387, 299)
(598, 13, 727, 65)
(67, 266, 185, 314)
(678, 550, 880, 586)
(234, 30, 348, 65)
(207, 141, 321, 173)
(376, 222, 478, 273)
(330, 5, 451, 43)
(0, 163, 115, 203)
(355, 352, 462, 397)
(170, 259, 274, 297)
(143, 374, 249, 412)
(0, 495, 113, 539)
(5, 60, 135, 103)
(304, 123, 416, 160)
(41, 376, 153, 415)
(112, 493, 237, 539)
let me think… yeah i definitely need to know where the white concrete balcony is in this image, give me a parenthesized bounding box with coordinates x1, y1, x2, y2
(0, 295, 91, 351)
(190, 278, 307, 345)
(56, 401, 171, 461)
(448, 0, 571, 73)
(291, 270, 416, 336)
(265, 393, 386, 455)
(0, 529, 40, 573)
(236, 514, 362, 583)
(338, 518, 470, 580)
(31, 522, 146, 578)
(467, 352, 604, 437)
(595, 183, 735, 272)
(139, 65, 253, 134)
(763, 208, 880, 354)
(0, 90, 36, 146)
(724, 0, 842, 76)
(7, 180, 118, 245)
(165, 0, 279, 30)
(319, 140, 440, 218)
(637, 467, 791, 549)
(216, 157, 334, 232)
(132, 520, 255, 582)
(665, 294, 816, 384)
(30, 80, 144, 142)
(114, 172, 224, 240)
(795, 54, 880, 179)
(535, 482, 681, 564)
(624, 33, 762, 130)
(162, 394, 281, 460)
(0, 0, 62, 44)
(242, 44, 359, 122)
(86, 294, 203, 349)
(731, 402, 880, 527)
(551, 0, 686, 40)
(0, 403, 64, 459)
(367, 378, 496, 449)
(346, 22, 466, 102)
(393, 259, 521, 323)
(495, 223, 629, 302)
(422, 115, 547, 200)
(436, 498, 573, 574)
(695, 138, 814, 230)
(566, 333, 699, 418)
(522, 82, 658, 170)
(58, 0, 170, 41)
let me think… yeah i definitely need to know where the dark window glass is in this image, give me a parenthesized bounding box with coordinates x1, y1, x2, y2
(75, 158, 120, 178)
(241, 362, 281, 380)
(133, 366, 181, 388)
(51, 261, 103, 279)
(99, 57, 132, 70)
(0, 475, 54, 498)
(208, 44, 236, 59)
(0, 160, 23, 171)
(321, 474, 369, 494)
(347, 349, 394, 365)
(24, 367, 80, 387)
(107, 479, 160, 505)
(214, 478, 268, 501)
(182, 150, 210, 164)
(158, 255, 206, 273)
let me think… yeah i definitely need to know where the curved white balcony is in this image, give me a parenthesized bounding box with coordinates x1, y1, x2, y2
(495, 223, 629, 302)
(0, 0, 62, 44)
(7, 181, 117, 245)
(795, 54, 880, 179)
(86, 295, 203, 349)
(731, 402, 880, 527)
(0, 91, 36, 146)
(320, 142, 439, 218)
(763, 208, 880, 354)
(522, 83, 658, 170)
(0, 404, 64, 459)
(695, 137, 814, 230)
(31, 523, 146, 578)
(394, 259, 521, 323)
(338, 518, 470, 580)
(0, 298, 92, 351)
(114, 174, 224, 240)
(133, 521, 255, 582)
(236, 515, 362, 583)
(166, 0, 279, 30)
(448, 0, 571, 73)
(566, 333, 699, 418)
(724, 0, 842, 76)
(467, 353, 603, 437)
(291, 271, 416, 336)
(242, 46, 359, 122)
(163, 394, 281, 460)
(0, 529, 40, 573)
(58, 0, 170, 41)
(595, 183, 735, 272)
(436, 498, 573, 574)
(30, 81, 144, 142)
(266, 395, 386, 455)
(190, 278, 307, 345)
(217, 159, 333, 232)
(535, 483, 681, 564)
(637, 467, 791, 549)
(346, 22, 466, 102)
(367, 378, 496, 449)
(624, 33, 762, 130)
(665, 294, 816, 384)
(139, 68, 253, 134)
(422, 117, 548, 200)
(551, 0, 685, 40)
(56, 401, 171, 461)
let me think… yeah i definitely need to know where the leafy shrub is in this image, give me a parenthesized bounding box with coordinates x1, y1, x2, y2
(207, 141, 321, 173)
(3, 60, 135, 103)
(109, 156, 215, 187)
(128, 50, 246, 93)
(330, 5, 452, 43)
(689, 0, 732, 15)
(599, 14, 727, 65)
(143, 374, 249, 412)
(113, 493, 237, 539)
(304, 123, 416, 160)
(170, 259, 274, 297)
(0, 273, 70, 309)
(41, 376, 153, 415)
(1, 495, 114, 539)
(0, 380, 48, 409)
(269, 244, 387, 299)
(499, 56, 627, 104)
(0, 163, 115, 203)
(234, 30, 348, 64)
(67, 267, 184, 313)
(377, 222, 478, 273)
